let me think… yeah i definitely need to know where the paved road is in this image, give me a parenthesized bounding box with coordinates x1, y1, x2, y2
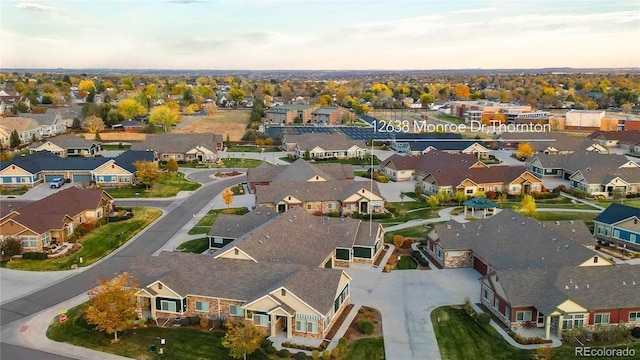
(0, 175, 245, 358)
(0, 343, 77, 360)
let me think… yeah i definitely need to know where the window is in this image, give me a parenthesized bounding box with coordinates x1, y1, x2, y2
(516, 311, 532, 322)
(483, 288, 491, 301)
(234, 248, 239, 255)
(493, 297, 499, 310)
(195, 301, 209, 312)
(160, 300, 177, 313)
(254, 314, 269, 327)
(593, 256, 598, 263)
(614, 229, 620, 239)
(20, 237, 38, 248)
(629, 312, 640, 322)
(505, 307, 511, 320)
(296, 318, 306, 332)
(230, 305, 243, 317)
(67, 224, 73, 235)
(158, 283, 162, 290)
(466, 189, 474, 194)
(563, 314, 585, 329)
(214, 238, 223, 244)
(307, 320, 318, 334)
(594, 313, 610, 324)
(281, 289, 286, 296)
(328, 203, 335, 209)
(307, 204, 312, 210)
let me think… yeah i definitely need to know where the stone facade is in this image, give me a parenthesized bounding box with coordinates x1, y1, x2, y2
(444, 250, 473, 268)
(292, 318, 325, 339)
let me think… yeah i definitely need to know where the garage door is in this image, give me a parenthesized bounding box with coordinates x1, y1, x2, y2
(72, 174, 92, 182)
(473, 256, 488, 275)
(44, 174, 65, 182)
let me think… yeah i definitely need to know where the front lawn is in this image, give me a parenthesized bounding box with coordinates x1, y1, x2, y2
(342, 337, 385, 360)
(431, 306, 534, 360)
(395, 255, 417, 270)
(177, 238, 209, 254)
(213, 158, 264, 168)
(106, 173, 200, 198)
(384, 226, 431, 243)
(188, 208, 249, 235)
(47, 305, 268, 360)
(2, 208, 162, 271)
(0, 187, 28, 196)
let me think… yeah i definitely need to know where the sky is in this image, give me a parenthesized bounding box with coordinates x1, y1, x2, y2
(1, 0, 639, 70)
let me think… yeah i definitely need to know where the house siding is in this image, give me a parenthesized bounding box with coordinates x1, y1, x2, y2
(444, 250, 473, 268)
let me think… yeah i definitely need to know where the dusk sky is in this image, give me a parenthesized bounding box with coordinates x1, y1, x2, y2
(2, 0, 639, 70)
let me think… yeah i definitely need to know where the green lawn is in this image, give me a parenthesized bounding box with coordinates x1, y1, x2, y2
(177, 238, 209, 254)
(342, 337, 385, 360)
(278, 156, 380, 165)
(100, 144, 131, 150)
(2, 208, 162, 271)
(531, 212, 598, 224)
(432, 113, 465, 124)
(598, 200, 640, 208)
(213, 158, 264, 168)
(395, 255, 417, 270)
(47, 305, 268, 360)
(431, 306, 534, 360)
(379, 201, 439, 225)
(0, 187, 28, 196)
(106, 173, 200, 198)
(550, 343, 640, 360)
(384, 226, 431, 243)
(188, 208, 248, 235)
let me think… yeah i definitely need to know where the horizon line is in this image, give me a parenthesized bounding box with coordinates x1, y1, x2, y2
(2, 67, 640, 72)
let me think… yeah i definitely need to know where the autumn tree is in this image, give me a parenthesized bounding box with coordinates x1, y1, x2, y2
(455, 190, 467, 206)
(82, 115, 106, 133)
(516, 142, 534, 159)
(452, 84, 470, 100)
(149, 105, 179, 131)
(222, 187, 234, 208)
(392, 235, 404, 249)
(437, 189, 449, 205)
(427, 195, 439, 214)
(118, 98, 146, 120)
(134, 160, 161, 189)
(204, 102, 218, 116)
(520, 194, 537, 216)
(0, 236, 22, 259)
(85, 272, 139, 342)
(166, 158, 179, 174)
(222, 319, 266, 360)
(78, 80, 96, 98)
(497, 193, 508, 204)
(228, 88, 245, 107)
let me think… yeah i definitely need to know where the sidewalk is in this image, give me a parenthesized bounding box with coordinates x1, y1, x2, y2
(383, 206, 471, 232)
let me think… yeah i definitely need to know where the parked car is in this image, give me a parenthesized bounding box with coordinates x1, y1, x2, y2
(50, 178, 65, 188)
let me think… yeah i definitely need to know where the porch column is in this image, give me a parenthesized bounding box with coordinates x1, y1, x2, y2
(270, 314, 276, 337)
(464, 206, 467, 216)
(557, 314, 564, 340)
(287, 316, 292, 340)
(545, 316, 551, 340)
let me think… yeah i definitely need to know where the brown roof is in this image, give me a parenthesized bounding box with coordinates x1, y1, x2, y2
(0, 117, 40, 132)
(256, 179, 381, 204)
(130, 133, 222, 153)
(12, 187, 110, 234)
(589, 130, 640, 144)
(287, 133, 367, 151)
(248, 159, 353, 184)
(427, 166, 539, 187)
(415, 150, 485, 175)
(381, 154, 418, 171)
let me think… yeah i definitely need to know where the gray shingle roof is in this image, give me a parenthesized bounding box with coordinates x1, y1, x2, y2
(207, 206, 278, 239)
(29, 134, 98, 150)
(256, 179, 381, 204)
(528, 152, 634, 172)
(287, 133, 367, 152)
(130, 133, 222, 153)
(248, 159, 353, 184)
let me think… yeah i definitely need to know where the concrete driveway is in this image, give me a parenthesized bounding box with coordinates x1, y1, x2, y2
(7, 182, 74, 201)
(346, 267, 481, 360)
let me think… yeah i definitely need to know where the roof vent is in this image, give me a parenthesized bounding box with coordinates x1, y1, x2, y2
(258, 240, 263, 244)
(551, 237, 557, 243)
(622, 281, 626, 285)
(265, 235, 270, 239)
(632, 281, 636, 285)
(586, 284, 589, 288)
(563, 244, 569, 249)
(511, 217, 516, 220)
(446, 224, 451, 229)
(555, 221, 560, 225)
(565, 285, 569, 290)
(288, 219, 292, 223)
(257, 211, 261, 215)
(520, 222, 526, 226)
(456, 233, 459, 237)
(461, 224, 466, 228)
(574, 285, 579, 289)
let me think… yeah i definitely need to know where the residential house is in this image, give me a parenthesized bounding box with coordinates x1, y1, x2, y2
(495, 132, 608, 154)
(284, 133, 368, 159)
(380, 155, 418, 181)
(265, 104, 318, 124)
(112, 119, 145, 132)
(207, 207, 278, 250)
(20, 106, 81, 137)
(588, 131, 640, 152)
(420, 165, 543, 197)
(0, 125, 10, 148)
(311, 107, 351, 125)
(406, 141, 490, 158)
(255, 179, 385, 215)
(592, 203, 640, 251)
(413, 150, 489, 183)
(28, 134, 101, 157)
(131, 133, 223, 163)
(247, 159, 353, 193)
(0, 187, 113, 252)
(0, 117, 42, 147)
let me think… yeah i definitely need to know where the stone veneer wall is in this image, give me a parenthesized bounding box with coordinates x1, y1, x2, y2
(182, 295, 244, 320)
(444, 250, 472, 268)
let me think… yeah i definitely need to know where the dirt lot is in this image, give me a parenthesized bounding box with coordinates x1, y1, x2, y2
(173, 110, 249, 141)
(82, 132, 146, 141)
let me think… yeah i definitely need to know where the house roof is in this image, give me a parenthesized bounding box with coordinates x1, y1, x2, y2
(409, 140, 484, 153)
(1, 150, 153, 174)
(426, 166, 538, 187)
(287, 133, 367, 152)
(256, 179, 381, 204)
(11, 187, 110, 234)
(594, 203, 640, 225)
(29, 134, 99, 150)
(129, 251, 345, 315)
(497, 132, 597, 153)
(113, 150, 156, 172)
(313, 107, 340, 115)
(380, 154, 418, 171)
(207, 206, 278, 239)
(415, 150, 485, 175)
(0, 117, 41, 132)
(574, 165, 640, 185)
(20, 106, 81, 125)
(528, 152, 634, 172)
(588, 130, 640, 144)
(433, 209, 598, 271)
(247, 159, 353, 184)
(130, 133, 222, 153)
(463, 197, 497, 209)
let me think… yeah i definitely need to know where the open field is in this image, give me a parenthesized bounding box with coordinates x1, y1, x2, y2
(174, 110, 249, 141)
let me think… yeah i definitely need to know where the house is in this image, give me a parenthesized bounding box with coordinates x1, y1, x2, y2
(284, 133, 368, 159)
(413, 150, 489, 183)
(264, 104, 318, 124)
(255, 179, 385, 215)
(129, 206, 383, 341)
(495, 132, 608, 154)
(407, 141, 490, 158)
(0, 117, 42, 147)
(131, 133, 223, 163)
(592, 203, 640, 251)
(207, 207, 278, 250)
(420, 165, 543, 197)
(20, 106, 81, 137)
(0, 150, 155, 188)
(380, 155, 418, 181)
(112, 119, 145, 132)
(247, 159, 353, 193)
(311, 107, 351, 125)
(28, 134, 101, 157)
(0, 187, 113, 252)
(588, 131, 640, 152)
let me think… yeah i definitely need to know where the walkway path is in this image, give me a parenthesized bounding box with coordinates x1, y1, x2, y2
(558, 191, 606, 210)
(383, 207, 472, 232)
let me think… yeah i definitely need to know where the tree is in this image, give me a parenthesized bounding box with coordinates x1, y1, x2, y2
(520, 194, 537, 216)
(78, 79, 96, 97)
(455, 190, 467, 206)
(222, 187, 234, 208)
(10, 130, 21, 148)
(621, 102, 633, 114)
(117, 98, 146, 120)
(225, 134, 231, 148)
(204, 102, 218, 116)
(149, 105, 179, 131)
(436, 189, 449, 205)
(95, 130, 102, 141)
(427, 195, 439, 214)
(497, 193, 507, 204)
(84, 272, 139, 342)
(228, 88, 245, 107)
(82, 115, 106, 133)
(166, 158, 179, 174)
(0, 237, 22, 259)
(222, 319, 265, 360)
(516, 142, 534, 159)
(392, 235, 404, 249)
(134, 160, 161, 189)
(452, 84, 470, 99)
(414, 184, 423, 198)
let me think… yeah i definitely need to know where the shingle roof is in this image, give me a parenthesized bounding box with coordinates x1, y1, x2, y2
(208, 206, 278, 239)
(1, 150, 154, 174)
(427, 166, 537, 187)
(12, 187, 109, 233)
(588, 130, 640, 144)
(380, 154, 418, 171)
(415, 150, 487, 175)
(287, 133, 367, 152)
(21, 106, 80, 125)
(575, 165, 640, 185)
(29, 134, 98, 150)
(433, 209, 597, 270)
(409, 140, 483, 152)
(130, 133, 222, 153)
(594, 203, 640, 225)
(0, 117, 40, 132)
(248, 159, 353, 184)
(113, 150, 156, 172)
(256, 179, 381, 204)
(528, 152, 634, 172)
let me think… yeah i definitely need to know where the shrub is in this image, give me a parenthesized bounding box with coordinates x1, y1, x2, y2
(322, 350, 331, 360)
(278, 349, 291, 358)
(357, 319, 374, 335)
(403, 238, 413, 249)
(338, 337, 347, 348)
(180, 317, 190, 326)
(189, 315, 200, 325)
(331, 347, 340, 358)
(486, 190, 497, 199)
(295, 351, 307, 360)
(475, 313, 491, 327)
(22, 252, 48, 260)
(632, 327, 640, 338)
(311, 349, 320, 360)
(463, 298, 473, 315)
(261, 339, 273, 349)
(200, 317, 209, 328)
(358, 308, 365, 314)
(265, 345, 277, 355)
(392, 235, 404, 249)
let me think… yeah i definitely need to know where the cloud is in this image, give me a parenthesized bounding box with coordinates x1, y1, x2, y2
(14, 2, 54, 11)
(167, 0, 205, 4)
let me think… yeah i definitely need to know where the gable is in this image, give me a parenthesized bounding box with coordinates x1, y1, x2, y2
(569, 171, 587, 183)
(578, 254, 613, 267)
(343, 188, 383, 202)
(92, 161, 132, 175)
(553, 299, 588, 314)
(614, 217, 640, 231)
(244, 294, 281, 311)
(620, 161, 640, 168)
(214, 246, 258, 262)
(279, 195, 302, 204)
(307, 175, 327, 182)
(35, 142, 64, 152)
(270, 287, 322, 316)
(334, 272, 352, 299)
(0, 164, 33, 176)
(148, 281, 182, 298)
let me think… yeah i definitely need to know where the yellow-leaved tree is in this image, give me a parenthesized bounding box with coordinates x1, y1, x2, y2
(222, 188, 234, 208)
(222, 319, 265, 360)
(85, 272, 139, 342)
(134, 160, 161, 189)
(520, 194, 537, 216)
(118, 98, 146, 120)
(516, 142, 534, 159)
(149, 105, 179, 131)
(82, 115, 105, 133)
(166, 158, 179, 174)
